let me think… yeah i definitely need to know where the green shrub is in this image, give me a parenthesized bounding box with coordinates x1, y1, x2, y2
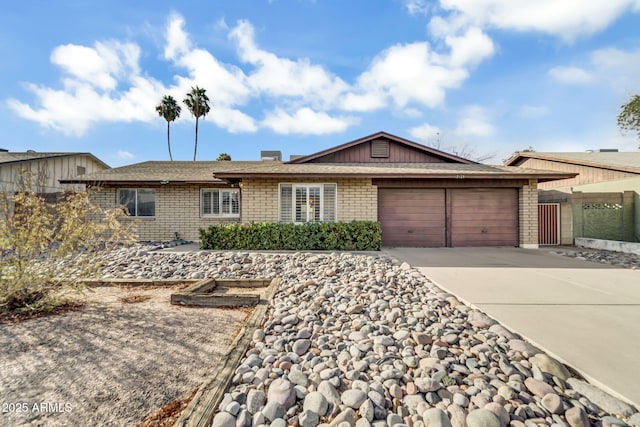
(199, 221, 381, 251)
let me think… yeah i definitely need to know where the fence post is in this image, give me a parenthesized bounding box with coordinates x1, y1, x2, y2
(623, 191, 635, 242)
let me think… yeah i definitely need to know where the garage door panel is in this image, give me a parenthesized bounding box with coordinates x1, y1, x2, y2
(450, 189, 518, 247)
(452, 214, 518, 222)
(382, 207, 445, 217)
(379, 188, 445, 247)
(379, 187, 519, 248)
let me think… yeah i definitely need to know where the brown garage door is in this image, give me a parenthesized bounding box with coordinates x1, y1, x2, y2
(450, 188, 518, 247)
(378, 188, 446, 247)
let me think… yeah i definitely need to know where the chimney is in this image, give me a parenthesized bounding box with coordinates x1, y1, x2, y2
(260, 150, 282, 161)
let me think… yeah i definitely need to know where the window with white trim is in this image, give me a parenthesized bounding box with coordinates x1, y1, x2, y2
(201, 188, 240, 217)
(118, 188, 155, 217)
(279, 183, 336, 222)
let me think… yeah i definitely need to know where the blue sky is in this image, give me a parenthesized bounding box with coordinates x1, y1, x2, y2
(2, 0, 640, 167)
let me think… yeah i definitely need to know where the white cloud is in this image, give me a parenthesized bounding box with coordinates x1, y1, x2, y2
(6, 38, 158, 136)
(7, 75, 165, 136)
(454, 105, 494, 137)
(409, 123, 442, 142)
(208, 106, 258, 133)
(262, 108, 357, 135)
(343, 24, 494, 113)
(229, 20, 349, 109)
(547, 46, 640, 94)
(6, 14, 257, 136)
(445, 27, 495, 68)
(340, 92, 386, 112)
(117, 150, 134, 159)
(50, 41, 140, 91)
(4, 12, 501, 138)
(517, 105, 549, 119)
(589, 47, 640, 91)
(214, 17, 229, 32)
(437, 0, 640, 40)
(403, 0, 431, 15)
(163, 13, 191, 61)
(548, 66, 594, 84)
(352, 42, 469, 110)
(165, 16, 252, 110)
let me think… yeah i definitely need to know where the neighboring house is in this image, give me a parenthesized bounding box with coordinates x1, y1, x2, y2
(505, 150, 640, 243)
(0, 149, 110, 196)
(62, 132, 574, 247)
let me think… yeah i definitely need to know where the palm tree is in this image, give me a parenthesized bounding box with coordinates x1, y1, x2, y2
(183, 86, 211, 161)
(155, 95, 181, 161)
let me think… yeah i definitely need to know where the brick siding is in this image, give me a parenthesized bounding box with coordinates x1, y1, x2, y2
(90, 178, 377, 242)
(241, 178, 377, 222)
(519, 179, 539, 247)
(89, 185, 239, 241)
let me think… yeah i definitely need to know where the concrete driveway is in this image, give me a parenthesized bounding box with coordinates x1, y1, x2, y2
(383, 247, 640, 408)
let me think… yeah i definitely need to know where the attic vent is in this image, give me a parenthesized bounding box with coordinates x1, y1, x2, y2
(371, 139, 389, 158)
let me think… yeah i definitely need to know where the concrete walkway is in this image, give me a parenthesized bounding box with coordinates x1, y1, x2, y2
(383, 247, 640, 408)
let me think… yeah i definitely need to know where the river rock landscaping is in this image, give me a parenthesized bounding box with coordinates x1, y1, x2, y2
(3, 245, 639, 426)
(99, 246, 640, 426)
(552, 248, 640, 271)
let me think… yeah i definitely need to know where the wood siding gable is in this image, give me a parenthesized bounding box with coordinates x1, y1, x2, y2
(517, 158, 638, 189)
(288, 132, 476, 165)
(305, 139, 452, 163)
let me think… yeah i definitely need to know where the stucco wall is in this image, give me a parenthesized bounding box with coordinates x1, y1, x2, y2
(519, 179, 539, 248)
(241, 177, 377, 223)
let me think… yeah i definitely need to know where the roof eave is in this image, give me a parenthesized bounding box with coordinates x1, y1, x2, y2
(505, 153, 640, 174)
(214, 172, 577, 180)
(59, 179, 225, 185)
(2, 153, 110, 169)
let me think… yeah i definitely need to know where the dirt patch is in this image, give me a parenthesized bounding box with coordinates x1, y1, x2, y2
(0, 301, 85, 325)
(119, 294, 152, 304)
(137, 387, 199, 427)
(0, 285, 250, 427)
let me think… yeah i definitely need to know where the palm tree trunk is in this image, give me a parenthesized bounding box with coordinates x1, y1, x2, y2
(167, 122, 173, 161)
(193, 117, 199, 161)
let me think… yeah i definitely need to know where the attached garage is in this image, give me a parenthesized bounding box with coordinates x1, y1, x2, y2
(206, 132, 576, 249)
(378, 187, 519, 247)
(378, 188, 446, 247)
(449, 188, 518, 247)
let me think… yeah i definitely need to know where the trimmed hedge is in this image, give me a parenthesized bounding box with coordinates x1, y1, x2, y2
(199, 221, 381, 251)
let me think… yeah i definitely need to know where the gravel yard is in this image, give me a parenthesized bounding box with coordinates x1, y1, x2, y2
(1, 245, 639, 427)
(0, 285, 248, 427)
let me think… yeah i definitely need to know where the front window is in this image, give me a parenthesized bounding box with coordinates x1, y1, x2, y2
(118, 188, 155, 217)
(279, 183, 336, 222)
(201, 189, 240, 217)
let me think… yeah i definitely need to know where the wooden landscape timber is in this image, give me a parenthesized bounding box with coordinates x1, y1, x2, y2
(66, 278, 201, 287)
(175, 277, 281, 427)
(170, 278, 271, 308)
